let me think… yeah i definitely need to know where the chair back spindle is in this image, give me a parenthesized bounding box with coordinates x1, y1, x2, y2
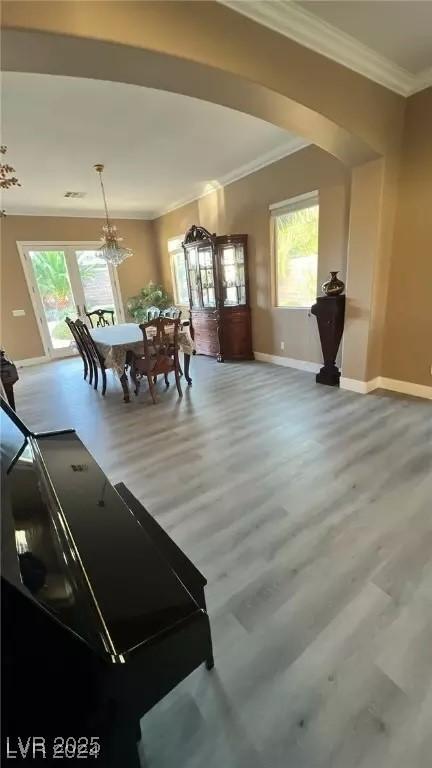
(75, 319, 108, 395)
(65, 317, 89, 381)
(86, 308, 115, 328)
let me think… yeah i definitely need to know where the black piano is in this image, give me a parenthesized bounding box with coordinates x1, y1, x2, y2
(1, 397, 213, 766)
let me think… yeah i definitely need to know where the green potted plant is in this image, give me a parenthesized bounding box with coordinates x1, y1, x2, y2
(127, 282, 173, 323)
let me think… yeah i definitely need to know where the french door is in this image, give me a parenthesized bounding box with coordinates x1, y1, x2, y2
(18, 242, 124, 359)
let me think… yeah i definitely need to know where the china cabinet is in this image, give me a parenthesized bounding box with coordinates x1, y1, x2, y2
(182, 225, 253, 362)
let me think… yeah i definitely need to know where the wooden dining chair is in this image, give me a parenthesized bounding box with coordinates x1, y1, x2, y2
(85, 308, 115, 328)
(75, 319, 108, 396)
(132, 318, 182, 404)
(65, 317, 91, 384)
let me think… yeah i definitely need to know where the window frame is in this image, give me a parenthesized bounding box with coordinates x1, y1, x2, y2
(270, 191, 319, 310)
(168, 236, 189, 306)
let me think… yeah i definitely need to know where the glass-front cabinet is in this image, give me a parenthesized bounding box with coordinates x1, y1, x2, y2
(182, 226, 253, 362)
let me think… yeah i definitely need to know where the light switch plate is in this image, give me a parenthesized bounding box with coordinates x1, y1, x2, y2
(12, 309, 26, 317)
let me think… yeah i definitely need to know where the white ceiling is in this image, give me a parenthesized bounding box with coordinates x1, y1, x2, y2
(222, 1, 432, 95)
(1, 73, 305, 219)
(299, 1, 432, 74)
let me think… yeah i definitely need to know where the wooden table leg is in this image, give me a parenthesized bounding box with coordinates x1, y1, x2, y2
(3, 382, 16, 410)
(184, 353, 192, 386)
(120, 367, 131, 402)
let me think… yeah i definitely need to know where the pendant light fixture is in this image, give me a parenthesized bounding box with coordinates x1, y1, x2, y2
(94, 163, 133, 267)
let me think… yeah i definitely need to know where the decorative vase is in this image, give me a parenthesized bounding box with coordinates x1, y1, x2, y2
(322, 271, 345, 297)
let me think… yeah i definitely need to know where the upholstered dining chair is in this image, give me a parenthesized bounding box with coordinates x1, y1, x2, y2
(85, 308, 115, 328)
(65, 317, 92, 384)
(131, 317, 182, 404)
(75, 319, 108, 396)
(144, 306, 161, 321)
(161, 306, 182, 319)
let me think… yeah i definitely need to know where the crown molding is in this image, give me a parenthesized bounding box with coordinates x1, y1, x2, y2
(413, 66, 432, 94)
(152, 136, 309, 219)
(3, 208, 153, 220)
(6, 137, 309, 221)
(220, 1, 431, 97)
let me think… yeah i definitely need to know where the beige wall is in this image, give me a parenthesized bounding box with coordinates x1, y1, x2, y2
(382, 88, 432, 387)
(342, 158, 385, 381)
(3, 2, 430, 388)
(1, 0, 409, 385)
(153, 146, 350, 364)
(0, 216, 159, 360)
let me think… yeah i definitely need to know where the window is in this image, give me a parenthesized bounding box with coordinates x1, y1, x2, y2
(169, 239, 189, 305)
(271, 192, 319, 308)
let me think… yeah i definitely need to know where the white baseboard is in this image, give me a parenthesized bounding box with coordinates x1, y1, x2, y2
(254, 351, 320, 374)
(15, 356, 49, 368)
(378, 376, 432, 400)
(340, 376, 379, 394)
(255, 356, 432, 401)
(341, 375, 432, 400)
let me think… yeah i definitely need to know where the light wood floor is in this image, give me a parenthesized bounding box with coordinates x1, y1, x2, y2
(16, 356, 432, 768)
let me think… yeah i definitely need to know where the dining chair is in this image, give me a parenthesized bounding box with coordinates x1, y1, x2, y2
(65, 317, 91, 384)
(75, 319, 108, 396)
(85, 308, 115, 328)
(144, 306, 161, 321)
(132, 318, 182, 404)
(161, 306, 182, 319)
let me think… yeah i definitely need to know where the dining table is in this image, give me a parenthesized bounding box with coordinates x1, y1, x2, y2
(90, 322, 194, 402)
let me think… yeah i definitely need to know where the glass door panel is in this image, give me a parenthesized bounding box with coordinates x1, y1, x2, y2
(198, 248, 212, 268)
(198, 247, 215, 307)
(221, 244, 246, 306)
(23, 243, 124, 360)
(75, 250, 118, 320)
(236, 243, 246, 305)
(28, 250, 79, 356)
(186, 247, 201, 307)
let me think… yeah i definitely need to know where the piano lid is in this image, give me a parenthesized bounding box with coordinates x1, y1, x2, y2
(1, 399, 200, 662)
(1, 404, 108, 656)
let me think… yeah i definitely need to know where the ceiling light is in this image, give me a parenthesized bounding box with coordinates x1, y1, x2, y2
(94, 163, 133, 267)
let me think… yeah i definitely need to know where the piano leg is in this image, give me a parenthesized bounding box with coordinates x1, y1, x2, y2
(205, 622, 215, 670)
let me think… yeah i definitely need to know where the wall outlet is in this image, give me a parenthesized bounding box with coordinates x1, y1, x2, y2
(12, 309, 26, 317)
(280, 341, 285, 351)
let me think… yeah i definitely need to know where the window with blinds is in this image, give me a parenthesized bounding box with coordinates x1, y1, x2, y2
(271, 192, 319, 308)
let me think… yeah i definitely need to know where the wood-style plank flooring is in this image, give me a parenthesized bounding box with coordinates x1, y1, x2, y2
(15, 356, 432, 768)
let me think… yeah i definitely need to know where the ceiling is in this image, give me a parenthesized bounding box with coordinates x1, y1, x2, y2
(1, 73, 305, 219)
(222, 1, 432, 95)
(299, 1, 432, 73)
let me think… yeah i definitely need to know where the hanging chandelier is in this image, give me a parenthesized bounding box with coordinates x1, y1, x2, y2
(94, 163, 133, 267)
(0, 146, 21, 190)
(1, 145, 21, 216)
